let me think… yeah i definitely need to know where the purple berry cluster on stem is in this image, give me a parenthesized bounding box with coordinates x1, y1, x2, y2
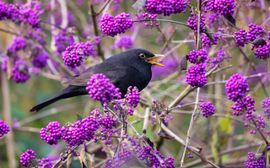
(225, 73, 249, 101)
(19, 149, 37, 168)
(40, 121, 62, 145)
(200, 101, 216, 118)
(136, 12, 159, 28)
(145, 0, 188, 16)
(12, 60, 30, 83)
(204, 0, 236, 16)
(62, 110, 100, 146)
(0, 1, 42, 28)
(262, 97, 270, 119)
(7, 37, 27, 55)
(244, 152, 265, 168)
(0, 119, 10, 138)
(186, 49, 208, 64)
(32, 47, 48, 69)
(186, 63, 207, 87)
(254, 44, 270, 59)
(38, 158, 53, 168)
(86, 74, 121, 104)
(63, 41, 96, 68)
(100, 13, 133, 37)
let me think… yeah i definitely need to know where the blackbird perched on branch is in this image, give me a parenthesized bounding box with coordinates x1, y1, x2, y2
(30, 48, 164, 112)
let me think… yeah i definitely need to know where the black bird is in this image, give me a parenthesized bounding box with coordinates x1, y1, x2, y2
(30, 48, 164, 112)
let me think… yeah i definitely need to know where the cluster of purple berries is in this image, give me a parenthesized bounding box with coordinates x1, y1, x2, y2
(0, 119, 10, 138)
(244, 152, 265, 168)
(32, 47, 49, 69)
(225, 73, 249, 101)
(124, 86, 140, 115)
(204, 0, 236, 16)
(104, 150, 133, 168)
(225, 73, 267, 133)
(40, 121, 62, 145)
(234, 23, 269, 59)
(125, 86, 140, 108)
(201, 33, 219, 49)
(20, 149, 53, 168)
(145, 0, 188, 16)
(211, 49, 226, 67)
(0, 1, 42, 28)
(100, 13, 133, 36)
(200, 101, 216, 118)
(63, 41, 96, 68)
(186, 49, 208, 64)
(62, 111, 100, 146)
(19, 149, 37, 168)
(186, 63, 208, 87)
(86, 74, 121, 104)
(136, 12, 159, 28)
(7, 37, 27, 55)
(262, 97, 270, 119)
(129, 138, 175, 167)
(231, 95, 255, 117)
(12, 60, 30, 83)
(254, 44, 270, 59)
(187, 13, 206, 33)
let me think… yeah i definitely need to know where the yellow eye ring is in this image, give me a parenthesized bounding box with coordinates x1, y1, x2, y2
(139, 53, 146, 58)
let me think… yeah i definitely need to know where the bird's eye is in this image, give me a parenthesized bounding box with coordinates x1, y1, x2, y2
(139, 53, 146, 59)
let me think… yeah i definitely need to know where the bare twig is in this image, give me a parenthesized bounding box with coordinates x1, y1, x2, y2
(251, 119, 269, 146)
(0, 27, 18, 36)
(96, 0, 113, 16)
(1, 73, 16, 168)
(180, 88, 200, 167)
(90, 5, 104, 61)
(142, 107, 150, 134)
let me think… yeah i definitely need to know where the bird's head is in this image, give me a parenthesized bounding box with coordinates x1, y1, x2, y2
(127, 48, 165, 67)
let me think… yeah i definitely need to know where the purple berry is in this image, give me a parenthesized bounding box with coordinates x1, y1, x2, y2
(200, 101, 216, 118)
(40, 121, 62, 145)
(186, 63, 207, 87)
(0, 119, 10, 138)
(12, 60, 30, 83)
(20, 149, 37, 168)
(225, 73, 249, 101)
(186, 49, 208, 64)
(86, 74, 121, 104)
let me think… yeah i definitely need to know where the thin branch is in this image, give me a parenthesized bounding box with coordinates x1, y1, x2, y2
(0, 27, 18, 36)
(251, 119, 269, 146)
(1, 72, 16, 168)
(96, 0, 113, 16)
(142, 107, 150, 134)
(90, 5, 105, 61)
(180, 88, 200, 167)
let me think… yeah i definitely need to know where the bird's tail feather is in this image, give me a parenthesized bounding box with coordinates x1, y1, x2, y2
(30, 85, 87, 112)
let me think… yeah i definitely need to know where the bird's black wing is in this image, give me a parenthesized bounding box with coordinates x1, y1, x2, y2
(68, 63, 131, 87)
(30, 64, 140, 112)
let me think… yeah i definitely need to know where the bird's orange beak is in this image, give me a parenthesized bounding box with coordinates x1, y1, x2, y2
(146, 54, 165, 66)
